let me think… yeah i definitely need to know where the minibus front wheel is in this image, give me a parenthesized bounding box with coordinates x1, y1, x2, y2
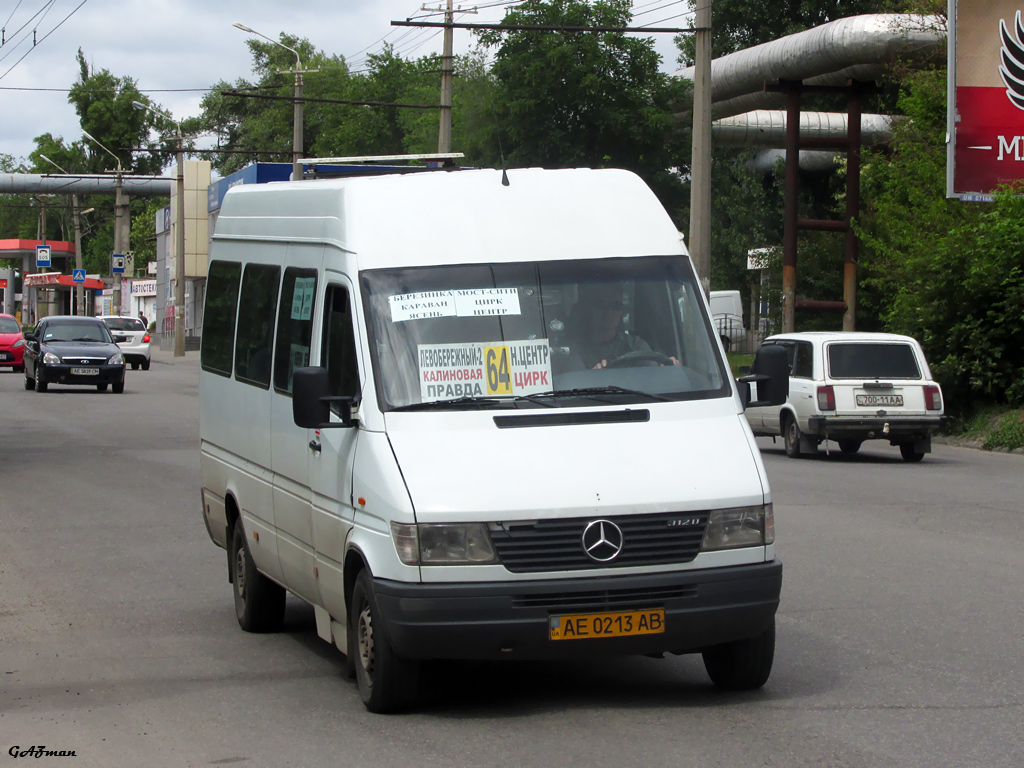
(702, 618, 775, 690)
(350, 570, 419, 713)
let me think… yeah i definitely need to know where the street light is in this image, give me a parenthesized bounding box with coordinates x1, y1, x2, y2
(233, 22, 317, 181)
(82, 130, 132, 319)
(39, 154, 87, 317)
(133, 99, 186, 358)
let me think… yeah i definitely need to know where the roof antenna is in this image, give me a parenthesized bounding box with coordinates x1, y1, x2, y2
(490, 100, 510, 186)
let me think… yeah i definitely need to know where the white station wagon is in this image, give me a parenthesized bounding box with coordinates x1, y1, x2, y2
(745, 332, 944, 461)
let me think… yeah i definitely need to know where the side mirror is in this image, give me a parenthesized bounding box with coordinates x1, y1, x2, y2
(24, 331, 36, 342)
(292, 366, 357, 429)
(738, 344, 789, 409)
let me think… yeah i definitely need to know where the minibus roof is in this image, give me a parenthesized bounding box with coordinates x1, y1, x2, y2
(212, 167, 686, 269)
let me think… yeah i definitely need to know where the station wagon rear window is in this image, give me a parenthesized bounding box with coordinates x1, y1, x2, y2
(827, 343, 921, 379)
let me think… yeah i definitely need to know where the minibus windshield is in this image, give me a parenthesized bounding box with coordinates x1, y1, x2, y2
(361, 256, 730, 411)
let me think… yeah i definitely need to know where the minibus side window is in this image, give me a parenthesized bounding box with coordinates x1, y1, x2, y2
(274, 268, 318, 394)
(201, 260, 242, 377)
(234, 264, 281, 389)
(322, 285, 360, 415)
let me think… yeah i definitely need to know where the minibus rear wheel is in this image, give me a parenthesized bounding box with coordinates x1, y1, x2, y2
(702, 619, 775, 691)
(350, 569, 419, 713)
(230, 522, 285, 632)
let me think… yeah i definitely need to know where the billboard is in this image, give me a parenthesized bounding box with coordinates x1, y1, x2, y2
(949, 0, 1024, 199)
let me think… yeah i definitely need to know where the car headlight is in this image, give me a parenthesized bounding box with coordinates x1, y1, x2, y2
(108, 353, 124, 365)
(43, 351, 62, 365)
(699, 504, 773, 551)
(390, 522, 498, 565)
(14, 339, 24, 348)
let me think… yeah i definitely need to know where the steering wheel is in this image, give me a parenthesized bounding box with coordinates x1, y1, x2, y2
(603, 351, 674, 368)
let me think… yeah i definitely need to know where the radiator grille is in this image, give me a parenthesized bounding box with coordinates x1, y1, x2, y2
(490, 511, 709, 573)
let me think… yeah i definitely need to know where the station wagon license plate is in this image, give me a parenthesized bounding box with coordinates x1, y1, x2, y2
(856, 394, 903, 407)
(71, 367, 98, 376)
(549, 608, 665, 640)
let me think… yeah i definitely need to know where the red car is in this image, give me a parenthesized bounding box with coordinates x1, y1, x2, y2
(0, 313, 25, 373)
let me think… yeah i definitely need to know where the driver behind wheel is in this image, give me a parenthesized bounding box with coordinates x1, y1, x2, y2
(567, 284, 678, 369)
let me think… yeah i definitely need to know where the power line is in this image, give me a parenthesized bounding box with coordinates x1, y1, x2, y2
(0, 0, 89, 82)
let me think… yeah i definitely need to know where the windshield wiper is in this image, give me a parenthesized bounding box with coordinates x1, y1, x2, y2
(525, 386, 671, 403)
(71, 337, 103, 342)
(391, 396, 515, 412)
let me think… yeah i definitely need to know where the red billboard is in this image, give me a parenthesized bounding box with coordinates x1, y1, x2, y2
(950, 1, 1024, 198)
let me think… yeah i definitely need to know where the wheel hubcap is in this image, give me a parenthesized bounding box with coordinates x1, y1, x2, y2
(357, 603, 374, 677)
(235, 549, 246, 599)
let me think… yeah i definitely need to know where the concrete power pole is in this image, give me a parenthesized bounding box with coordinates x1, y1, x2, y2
(438, 0, 454, 154)
(112, 172, 124, 316)
(688, 0, 712, 297)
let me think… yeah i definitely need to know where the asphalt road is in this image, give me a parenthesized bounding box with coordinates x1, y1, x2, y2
(1, 352, 1022, 768)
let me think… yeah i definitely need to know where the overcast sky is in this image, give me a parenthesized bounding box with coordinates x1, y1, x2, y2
(0, 0, 690, 170)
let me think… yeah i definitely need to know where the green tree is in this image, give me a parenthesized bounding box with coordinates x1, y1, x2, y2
(857, 67, 1024, 410)
(478, 0, 689, 212)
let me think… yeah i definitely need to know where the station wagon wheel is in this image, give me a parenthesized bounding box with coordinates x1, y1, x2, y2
(350, 569, 419, 713)
(899, 443, 925, 463)
(112, 377, 125, 394)
(34, 367, 47, 393)
(703, 618, 775, 690)
(783, 415, 801, 458)
(229, 521, 285, 633)
(24, 372, 33, 390)
(839, 440, 862, 455)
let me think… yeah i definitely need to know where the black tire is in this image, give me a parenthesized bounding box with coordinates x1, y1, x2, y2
(142, 359, 150, 371)
(24, 372, 33, 390)
(900, 443, 925, 462)
(14, 364, 24, 374)
(112, 377, 125, 394)
(34, 367, 47, 392)
(703, 619, 776, 691)
(97, 383, 108, 392)
(350, 569, 419, 713)
(229, 521, 285, 633)
(839, 440, 862, 455)
(783, 415, 801, 458)
(131, 362, 140, 370)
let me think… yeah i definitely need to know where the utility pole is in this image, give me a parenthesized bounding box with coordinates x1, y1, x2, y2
(233, 24, 318, 181)
(688, 0, 712, 298)
(174, 133, 186, 357)
(438, 0, 454, 154)
(112, 169, 124, 316)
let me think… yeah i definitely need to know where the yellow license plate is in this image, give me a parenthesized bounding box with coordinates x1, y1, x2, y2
(549, 608, 665, 640)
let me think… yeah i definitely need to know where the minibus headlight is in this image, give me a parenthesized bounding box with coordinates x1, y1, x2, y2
(699, 504, 772, 551)
(390, 522, 498, 566)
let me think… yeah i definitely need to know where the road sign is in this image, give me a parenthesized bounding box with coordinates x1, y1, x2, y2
(111, 254, 126, 274)
(36, 245, 51, 268)
(72, 269, 86, 283)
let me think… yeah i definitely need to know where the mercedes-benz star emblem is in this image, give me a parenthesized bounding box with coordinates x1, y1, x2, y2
(581, 519, 624, 562)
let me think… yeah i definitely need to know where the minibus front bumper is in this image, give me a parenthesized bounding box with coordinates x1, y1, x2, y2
(372, 561, 782, 660)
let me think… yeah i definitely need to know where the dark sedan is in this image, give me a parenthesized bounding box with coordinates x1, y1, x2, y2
(23, 315, 126, 393)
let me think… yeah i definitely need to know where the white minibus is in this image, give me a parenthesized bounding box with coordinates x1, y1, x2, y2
(199, 166, 788, 712)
